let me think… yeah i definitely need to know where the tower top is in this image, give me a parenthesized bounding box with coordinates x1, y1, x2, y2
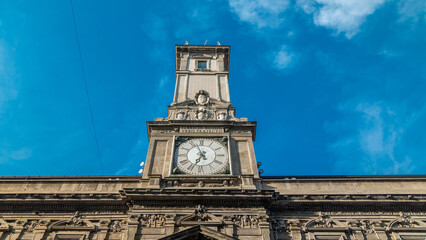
(173, 44, 231, 105)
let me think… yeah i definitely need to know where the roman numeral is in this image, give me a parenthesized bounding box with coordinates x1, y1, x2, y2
(217, 154, 225, 157)
(213, 160, 223, 165)
(198, 166, 203, 173)
(178, 153, 187, 157)
(199, 139, 204, 145)
(208, 165, 215, 171)
(208, 141, 213, 147)
(187, 164, 195, 171)
(181, 147, 190, 151)
(214, 147, 221, 151)
(180, 159, 189, 165)
(189, 141, 196, 147)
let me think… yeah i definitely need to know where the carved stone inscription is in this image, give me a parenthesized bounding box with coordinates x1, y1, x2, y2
(180, 127, 224, 133)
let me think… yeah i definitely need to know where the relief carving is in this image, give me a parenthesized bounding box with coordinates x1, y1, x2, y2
(387, 213, 423, 230)
(48, 212, 95, 231)
(233, 215, 259, 228)
(194, 205, 209, 221)
(217, 111, 228, 120)
(177, 205, 223, 226)
(194, 90, 210, 106)
(141, 215, 166, 228)
(195, 107, 209, 120)
(270, 219, 288, 232)
(306, 213, 336, 228)
(109, 220, 126, 233)
(24, 220, 44, 232)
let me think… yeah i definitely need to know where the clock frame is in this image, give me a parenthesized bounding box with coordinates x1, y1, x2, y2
(172, 137, 230, 175)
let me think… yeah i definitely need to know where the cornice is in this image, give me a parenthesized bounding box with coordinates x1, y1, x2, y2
(262, 175, 426, 181)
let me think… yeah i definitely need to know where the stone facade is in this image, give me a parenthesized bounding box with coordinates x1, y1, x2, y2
(0, 44, 425, 240)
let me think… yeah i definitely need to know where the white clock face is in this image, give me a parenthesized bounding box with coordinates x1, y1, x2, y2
(174, 138, 228, 175)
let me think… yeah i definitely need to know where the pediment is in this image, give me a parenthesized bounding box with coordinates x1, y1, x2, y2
(0, 219, 10, 232)
(177, 205, 223, 227)
(304, 213, 347, 232)
(387, 214, 426, 232)
(159, 225, 236, 240)
(48, 212, 95, 231)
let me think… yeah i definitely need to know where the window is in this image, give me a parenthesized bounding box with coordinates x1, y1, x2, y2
(197, 60, 207, 69)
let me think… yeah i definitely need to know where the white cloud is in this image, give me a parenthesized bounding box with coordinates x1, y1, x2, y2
(298, 0, 387, 38)
(397, 0, 426, 23)
(326, 101, 415, 174)
(273, 45, 297, 69)
(229, 0, 388, 38)
(229, 0, 290, 28)
(356, 103, 397, 159)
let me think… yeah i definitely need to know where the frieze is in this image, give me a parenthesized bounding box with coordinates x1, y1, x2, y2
(180, 126, 224, 133)
(140, 214, 166, 228)
(233, 215, 260, 228)
(164, 179, 236, 188)
(272, 203, 426, 212)
(320, 212, 426, 216)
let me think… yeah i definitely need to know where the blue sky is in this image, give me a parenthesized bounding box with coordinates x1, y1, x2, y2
(0, 0, 425, 176)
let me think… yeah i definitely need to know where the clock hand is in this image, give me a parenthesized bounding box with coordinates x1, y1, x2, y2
(196, 144, 207, 160)
(195, 156, 202, 165)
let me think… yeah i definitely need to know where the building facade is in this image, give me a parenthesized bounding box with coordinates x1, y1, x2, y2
(1, 44, 426, 240)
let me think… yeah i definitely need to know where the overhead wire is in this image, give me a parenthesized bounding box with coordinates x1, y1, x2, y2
(69, 0, 105, 175)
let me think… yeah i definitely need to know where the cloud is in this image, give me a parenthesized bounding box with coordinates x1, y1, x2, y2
(297, 0, 387, 38)
(326, 101, 417, 174)
(397, 0, 426, 23)
(272, 45, 298, 69)
(0, 147, 32, 163)
(229, 0, 389, 38)
(229, 0, 290, 28)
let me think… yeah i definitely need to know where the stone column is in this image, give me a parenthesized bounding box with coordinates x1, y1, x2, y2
(259, 217, 271, 240)
(126, 214, 139, 240)
(223, 216, 235, 237)
(288, 221, 303, 240)
(97, 220, 110, 240)
(164, 215, 176, 236)
(33, 220, 50, 240)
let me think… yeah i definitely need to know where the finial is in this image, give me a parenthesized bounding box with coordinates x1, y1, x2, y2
(185, 41, 188, 45)
(217, 41, 221, 46)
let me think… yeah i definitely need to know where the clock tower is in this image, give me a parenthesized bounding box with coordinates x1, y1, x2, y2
(141, 43, 260, 190)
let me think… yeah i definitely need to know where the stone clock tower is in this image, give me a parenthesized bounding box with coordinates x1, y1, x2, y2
(141, 44, 260, 190)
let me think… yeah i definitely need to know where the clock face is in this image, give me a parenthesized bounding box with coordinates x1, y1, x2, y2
(174, 138, 228, 175)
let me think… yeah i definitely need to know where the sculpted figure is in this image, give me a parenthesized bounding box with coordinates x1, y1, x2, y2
(217, 112, 227, 120)
(176, 111, 186, 120)
(196, 108, 208, 120)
